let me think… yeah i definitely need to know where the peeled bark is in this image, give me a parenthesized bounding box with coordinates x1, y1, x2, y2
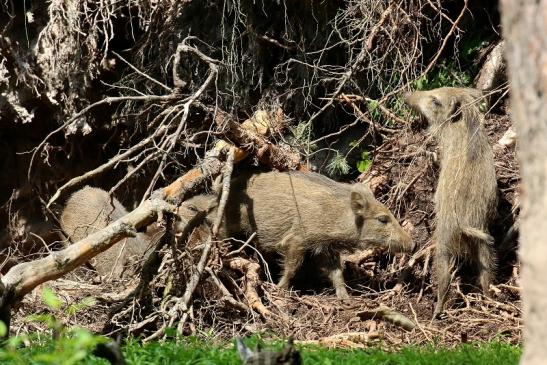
(500, 2, 547, 364)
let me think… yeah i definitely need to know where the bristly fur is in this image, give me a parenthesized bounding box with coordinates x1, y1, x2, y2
(405, 87, 498, 317)
(200, 169, 414, 299)
(60, 186, 151, 279)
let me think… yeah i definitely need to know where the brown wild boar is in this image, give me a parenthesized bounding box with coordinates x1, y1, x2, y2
(404, 87, 498, 317)
(60, 186, 151, 279)
(204, 170, 414, 299)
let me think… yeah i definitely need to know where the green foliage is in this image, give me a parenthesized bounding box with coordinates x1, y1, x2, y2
(0, 320, 7, 339)
(326, 153, 350, 176)
(413, 60, 473, 91)
(302, 342, 520, 365)
(460, 33, 491, 61)
(292, 122, 310, 142)
(355, 150, 372, 173)
(0, 287, 108, 365)
(366, 99, 381, 120)
(348, 140, 372, 174)
(41, 287, 62, 311)
(0, 331, 521, 365)
(357, 151, 372, 173)
(66, 297, 97, 317)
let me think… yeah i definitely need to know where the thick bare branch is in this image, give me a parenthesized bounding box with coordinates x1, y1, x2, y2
(2, 198, 172, 301)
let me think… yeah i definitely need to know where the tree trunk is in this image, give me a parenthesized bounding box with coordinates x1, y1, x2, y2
(500, 2, 547, 364)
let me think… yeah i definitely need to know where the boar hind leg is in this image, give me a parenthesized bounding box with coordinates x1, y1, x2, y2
(476, 240, 494, 297)
(433, 247, 455, 318)
(277, 245, 306, 291)
(322, 253, 349, 299)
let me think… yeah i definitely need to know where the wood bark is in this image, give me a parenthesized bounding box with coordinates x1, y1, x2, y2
(500, 2, 547, 364)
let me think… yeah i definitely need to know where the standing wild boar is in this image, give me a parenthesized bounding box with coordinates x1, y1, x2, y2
(205, 170, 414, 299)
(404, 87, 498, 317)
(60, 186, 151, 279)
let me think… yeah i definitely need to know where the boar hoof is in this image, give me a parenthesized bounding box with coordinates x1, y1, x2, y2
(432, 307, 446, 320)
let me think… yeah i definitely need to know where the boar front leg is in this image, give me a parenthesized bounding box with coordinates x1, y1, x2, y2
(321, 253, 349, 299)
(277, 243, 306, 291)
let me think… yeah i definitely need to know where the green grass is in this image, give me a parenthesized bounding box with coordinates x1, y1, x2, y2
(0, 337, 521, 365)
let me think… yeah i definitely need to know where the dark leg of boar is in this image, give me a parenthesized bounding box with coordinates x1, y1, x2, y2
(277, 237, 306, 291)
(320, 253, 349, 299)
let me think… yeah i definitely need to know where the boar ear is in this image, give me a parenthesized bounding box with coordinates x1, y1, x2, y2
(350, 185, 371, 215)
(359, 181, 374, 196)
(448, 96, 462, 122)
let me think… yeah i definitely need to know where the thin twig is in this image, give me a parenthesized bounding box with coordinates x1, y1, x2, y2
(112, 51, 173, 92)
(141, 42, 220, 202)
(27, 93, 183, 182)
(212, 147, 236, 237)
(47, 126, 168, 207)
(304, 4, 395, 132)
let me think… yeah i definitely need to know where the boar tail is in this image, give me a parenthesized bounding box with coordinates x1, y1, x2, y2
(462, 226, 494, 245)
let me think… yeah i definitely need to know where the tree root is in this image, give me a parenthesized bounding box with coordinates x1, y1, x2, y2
(227, 257, 271, 318)
(296, 331, 381, 348)
(356, 305, 416, 331)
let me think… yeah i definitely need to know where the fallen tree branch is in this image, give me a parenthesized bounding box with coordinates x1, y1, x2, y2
(296, 331, 381, 348)
(1, 198, 172, 302)
(212, 147, 235, 237)
(408, 244, 435, 268)
(174, 148, 236, 334)
(206, 267, 250, 313)
(144, 149, 236, 340)
(47, 126, 169, 208)
(142, 41, 220, 202)
(27, 93, 183, 182)
(162, 108, 304, 204)
(356, 305, 416, 331)
(214, 110, 302, 172)
(475, 41, 505, 92)
(227, 257, 271, 318)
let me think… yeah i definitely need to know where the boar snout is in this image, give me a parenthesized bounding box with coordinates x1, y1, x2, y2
(389, 228, 414, 254)
(351, 184, 414, 254)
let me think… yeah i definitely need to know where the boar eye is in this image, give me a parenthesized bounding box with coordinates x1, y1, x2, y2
(431, 97, 442, 108)
(377, 215, 389, 224)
